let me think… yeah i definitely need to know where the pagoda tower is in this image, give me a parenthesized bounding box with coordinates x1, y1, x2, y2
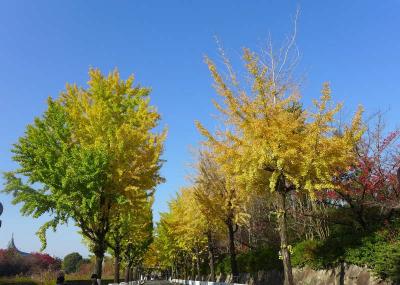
(7, 234, 30, 256)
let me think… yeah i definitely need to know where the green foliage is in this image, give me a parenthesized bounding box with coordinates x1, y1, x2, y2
(2, 69, 165, 280)
(63, 252, 83, 274)
(2, 94, 112, 251)
(119, 200, 154, 268)
(292, 225, 400, 282)
(344, 230, 400, 282)
(237, 247, 282, 273)
(291, 239, 325, 269)
(215, 256, 231, 275)
(215, 247, 282, 275)
(0, 277, 37, 285)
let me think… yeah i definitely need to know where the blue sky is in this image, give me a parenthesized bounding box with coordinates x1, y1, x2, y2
(1, 1, 400, 258)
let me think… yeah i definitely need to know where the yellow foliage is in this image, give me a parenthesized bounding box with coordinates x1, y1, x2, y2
(197, 49, 364, 196)
(59, 68, 166, 201)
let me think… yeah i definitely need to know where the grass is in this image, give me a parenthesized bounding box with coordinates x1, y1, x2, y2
(0, 276, 37, 285)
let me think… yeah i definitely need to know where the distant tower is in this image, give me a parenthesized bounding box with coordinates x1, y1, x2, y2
(7, 234, 30, 256)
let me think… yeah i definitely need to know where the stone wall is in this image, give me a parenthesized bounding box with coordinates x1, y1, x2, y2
(211, 264, 392, 285)
(292, 265, 390, 285)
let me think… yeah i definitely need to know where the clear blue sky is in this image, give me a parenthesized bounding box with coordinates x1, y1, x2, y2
(0, 1, 399, 258)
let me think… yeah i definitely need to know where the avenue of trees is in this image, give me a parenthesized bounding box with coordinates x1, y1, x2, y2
(148, 47, 400, 285)
(2, 42, 400, 285)
(3, 69, 165, 283)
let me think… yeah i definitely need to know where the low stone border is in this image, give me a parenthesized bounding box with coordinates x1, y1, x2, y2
(170, 278, 246, 285)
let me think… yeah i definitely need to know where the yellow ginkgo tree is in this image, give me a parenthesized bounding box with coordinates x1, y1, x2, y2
(3, 69, 165, 280)
(193, 150, 248, 279)
(196, 49, 364, 285)
(168, 187, 208, 280)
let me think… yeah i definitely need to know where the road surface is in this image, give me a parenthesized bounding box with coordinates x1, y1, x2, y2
(144, 281, 171, 285)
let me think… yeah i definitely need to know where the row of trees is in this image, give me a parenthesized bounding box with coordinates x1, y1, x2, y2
(3, 69, 165, 282)
(3, 43, 400, 285)
(150, 47, 400, 285)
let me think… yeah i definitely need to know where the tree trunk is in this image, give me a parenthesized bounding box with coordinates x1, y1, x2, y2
(173, 261, 178, 279)
(132, 266, 137, 281)
(124, 265, 130, 283)
(207, 230, 215, 281)
(191, 258, 195, 280)
(227, 217, 238, 278)
(94, 254, 104, 281)
(114, 250, 120, 283)
(356, 206, 368, 230)
(184, 256, 188, 280)
(196, 251, 200, 280)
(276, 189, 294, 285)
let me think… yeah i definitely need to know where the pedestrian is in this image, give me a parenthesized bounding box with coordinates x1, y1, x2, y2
(56, 271, 65, 285)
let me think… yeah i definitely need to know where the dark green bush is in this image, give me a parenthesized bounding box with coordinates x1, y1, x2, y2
(62, 252, 83, 273)
(292, 226, 400, 283)
(291, 239, 323, 268)
(344, 230, 400, 282)
(215, 256, 231, 275)
(215, 247, 282, 274)
(238, 247, 282, 273)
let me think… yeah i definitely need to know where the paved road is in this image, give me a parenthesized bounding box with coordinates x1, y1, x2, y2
(143, 281, 171, 285)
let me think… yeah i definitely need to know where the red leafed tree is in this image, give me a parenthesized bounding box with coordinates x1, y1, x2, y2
(325, 117, 400, 229)
(29, 252, 61, 271)
(0, 249, 61, 276)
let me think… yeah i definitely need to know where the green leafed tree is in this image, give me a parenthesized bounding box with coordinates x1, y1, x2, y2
(107, 194, 154, 283)
(63, 252, 83, 274)
(3, 68, 165, 280)
(120, 200, 154, 282)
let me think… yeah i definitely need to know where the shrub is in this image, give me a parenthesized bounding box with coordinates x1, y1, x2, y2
(215, 247, 282, 275)
(0, 249, 29, 276)
(28, 253, 61, 273)
(215, 255, 231, 275)
(0, 249, 61, 276)
(344, 230, 400, 282)
(237, 247, 282, 273)
(63, 252, 83, 273)
(291, 239, 322, 268)
(291, 226, 400, 283)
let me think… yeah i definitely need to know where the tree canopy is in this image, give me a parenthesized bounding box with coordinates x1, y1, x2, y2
(3, 68, 165, 279)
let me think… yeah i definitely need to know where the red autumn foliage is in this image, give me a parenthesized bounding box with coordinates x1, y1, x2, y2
(28, 252, 62, 271)
(321, 118, 400, 228)
(0, 248, 61, 276)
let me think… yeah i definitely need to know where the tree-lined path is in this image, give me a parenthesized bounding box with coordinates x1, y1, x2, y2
(1, 2, 400, 285)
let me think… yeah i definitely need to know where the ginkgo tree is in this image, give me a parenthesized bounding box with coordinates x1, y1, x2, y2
(192, 152, 227, 281)
(3, 68, 165, 280)
(193, 150, 248, 279)
(196, 49, 364, 285)
(152, 212, 181, 277)
(152, 183, 224, 280)
(165, 188, 208, 279)
(119, 198, 154, 283)
(107, 192, 153, 283)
